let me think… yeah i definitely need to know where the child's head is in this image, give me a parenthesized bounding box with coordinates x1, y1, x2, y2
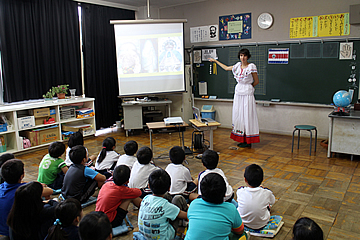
(148, 169, 170, 195)
(1, 159, 24, 184)
(0, 153, 15, 167)
(48, 141, 66, 158)
(46, 198, 83, 240)
(244, 164, 263, 187)
(113, 165, 130, 186)
(97, 137, 116, 164)
(124, 140, 138, 156)
(169, 146, 185, 164)
(202, 149, 219, 170)
(293, 217, 323, 240)
(79, 211, 112, 240)
(200, 173, 226, 204)
(136, 146, 153, 164)
(69, 145, 87, 164)
(68, 131, 84, 148)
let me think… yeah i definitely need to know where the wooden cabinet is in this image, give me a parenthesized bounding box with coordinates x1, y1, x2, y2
(0, 97, 95, 154)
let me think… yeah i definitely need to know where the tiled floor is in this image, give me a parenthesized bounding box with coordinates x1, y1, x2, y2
(3, 126, 360, 240)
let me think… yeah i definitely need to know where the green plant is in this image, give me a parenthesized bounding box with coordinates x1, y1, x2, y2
(43, 89, 55, 99)
(52, 84, 69, 94)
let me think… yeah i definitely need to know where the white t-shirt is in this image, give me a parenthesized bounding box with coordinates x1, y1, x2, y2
(128, 161, 158, 189)
(198, 168, 234, 201)
(236, 186, 275, 229)
(64, 146, 89, 166)
(95, 150, 119, 170)
(165, 163, 193, 195)
(116, 154, 137, 170)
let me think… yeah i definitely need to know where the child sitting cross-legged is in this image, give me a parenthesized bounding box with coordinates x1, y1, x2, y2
(37, 141, 68, 190)
(237, 164, 276, 230)
(185, 173, 247, 240)
(95, 165, 142, 227)
(165, 146, 198, 200)
(198, 149, 234, 202)
(95, 137, 119, 179)
(45, 198, 83, 240)
(116, 140, 138, 170)
(61, 145, 106, 203)
(128, 146, 158, 198)
(138, 169, 188, 240)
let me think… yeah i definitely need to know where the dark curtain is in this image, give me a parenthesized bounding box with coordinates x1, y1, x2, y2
(0, 0, 81, 102)
(81, 3, 135, 129)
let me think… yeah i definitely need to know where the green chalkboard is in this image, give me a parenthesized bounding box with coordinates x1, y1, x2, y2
(193, 40, 360, 104)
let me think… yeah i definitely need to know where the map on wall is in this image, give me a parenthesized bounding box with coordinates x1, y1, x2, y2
(219, 13, 252, 41)
(290, 13, 350, 38)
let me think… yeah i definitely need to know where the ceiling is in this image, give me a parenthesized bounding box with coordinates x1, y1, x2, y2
(77, 0, 208, 10)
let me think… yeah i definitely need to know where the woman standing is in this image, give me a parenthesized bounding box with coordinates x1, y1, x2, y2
(210, 48, 260, 147)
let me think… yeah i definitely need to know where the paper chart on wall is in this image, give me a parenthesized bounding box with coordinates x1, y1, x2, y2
(190, 25, 219, 43)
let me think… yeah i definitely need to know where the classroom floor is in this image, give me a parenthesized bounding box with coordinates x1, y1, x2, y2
(2, 126, 360, 240)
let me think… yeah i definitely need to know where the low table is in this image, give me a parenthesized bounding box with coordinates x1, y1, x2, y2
(189, 119, 221, 150)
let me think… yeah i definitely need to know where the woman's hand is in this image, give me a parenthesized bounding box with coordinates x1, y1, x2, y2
(208, 58, 216, 62)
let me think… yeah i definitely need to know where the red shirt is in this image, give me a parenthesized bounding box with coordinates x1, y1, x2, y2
(95, 182, 141, 222)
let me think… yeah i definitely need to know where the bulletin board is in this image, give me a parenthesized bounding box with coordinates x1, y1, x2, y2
(219, 13, 252, 41)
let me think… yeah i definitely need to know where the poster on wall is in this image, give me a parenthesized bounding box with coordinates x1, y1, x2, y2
(190, 25, 219, 43)
(219, 13, 251, 41)
(339, 42, 353, 60)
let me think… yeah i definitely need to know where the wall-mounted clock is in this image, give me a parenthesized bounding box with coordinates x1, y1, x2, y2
(257, 13, 273, 29)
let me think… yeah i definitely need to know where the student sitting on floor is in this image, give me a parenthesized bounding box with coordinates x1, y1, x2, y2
(7, 181, 58, 240)
(292, 217, 323, 240)
(0, 153, 15, 184)
(237, 164, 275, 230)
(96, 165, 142, 227)
(95, 137, 119, 179)
(79, 211, 112, 240)
(116, 140, 138, 170)
(64, 131, 96, 167)
(138, 169, 188, 240)
(128, 146, 158, 198)
(198, 149, 234, 202)
(165, 146, 198, 200)
(185, 173, 247, 240)
(37, 141, 68, 190)
(45, 198, 83, 240)
(61, 145, 106, 203)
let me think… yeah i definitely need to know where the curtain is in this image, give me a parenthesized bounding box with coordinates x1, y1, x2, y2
(81, 3, 135, 129)
(0, 0, 81, 102)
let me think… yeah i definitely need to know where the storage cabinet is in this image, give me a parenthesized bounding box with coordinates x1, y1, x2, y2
(0, 97, 95, 154)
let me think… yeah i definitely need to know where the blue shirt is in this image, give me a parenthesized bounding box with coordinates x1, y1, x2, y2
(138, 195, 180, 240)
(185, 198, 243, 240)
(0, 182, 25, 236)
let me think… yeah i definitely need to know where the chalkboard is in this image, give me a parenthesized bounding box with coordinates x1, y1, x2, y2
(193, 40, 360, 104)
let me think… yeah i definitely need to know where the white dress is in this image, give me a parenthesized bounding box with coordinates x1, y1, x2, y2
(231, 62, 260, 143)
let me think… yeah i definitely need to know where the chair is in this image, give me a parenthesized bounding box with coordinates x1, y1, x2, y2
(291, 125, 317, 155)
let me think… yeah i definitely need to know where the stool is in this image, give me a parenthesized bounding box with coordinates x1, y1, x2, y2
(291, 125, 317, 155)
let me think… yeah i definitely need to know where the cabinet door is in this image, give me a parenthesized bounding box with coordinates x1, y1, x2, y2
(331, 118, 360, 155)
(123, 105, 143, 130)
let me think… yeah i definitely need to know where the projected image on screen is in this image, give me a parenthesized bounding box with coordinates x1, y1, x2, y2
(114, 22, 185, 96)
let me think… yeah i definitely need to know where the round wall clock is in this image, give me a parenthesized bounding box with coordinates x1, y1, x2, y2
(257, 13, 273, 29)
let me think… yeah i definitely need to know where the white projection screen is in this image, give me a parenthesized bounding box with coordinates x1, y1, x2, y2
(111, 20, 187, 97)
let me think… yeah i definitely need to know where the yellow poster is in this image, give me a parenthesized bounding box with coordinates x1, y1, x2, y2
(318, 13, 349, 37)
(290, 16, 316, 38)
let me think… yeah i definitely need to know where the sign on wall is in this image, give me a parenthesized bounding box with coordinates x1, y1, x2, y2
(219, 13, 252, 40)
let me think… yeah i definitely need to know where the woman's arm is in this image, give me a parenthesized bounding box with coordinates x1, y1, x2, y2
(209, 58, 233, 71)
(251, 72, 259, 87)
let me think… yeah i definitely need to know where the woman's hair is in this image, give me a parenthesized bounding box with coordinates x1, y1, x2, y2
(68, 131, 84, 148)
(45, 198, 82, 240)
(237, 48, 251, 59)
(293, 217, 323, 240)
(97, 137, 116, 165)
(7, 181, 44, 238)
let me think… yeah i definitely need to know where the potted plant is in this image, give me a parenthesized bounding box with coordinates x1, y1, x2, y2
(52, 84, 69, 99)
(43, 89, 55, 100)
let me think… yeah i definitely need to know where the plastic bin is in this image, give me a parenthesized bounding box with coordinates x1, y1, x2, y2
(201, 105, 216, 120)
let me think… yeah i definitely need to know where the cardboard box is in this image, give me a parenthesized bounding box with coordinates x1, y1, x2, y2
(22, 130, 40, 147)
(39, 127, 59, 144)
(30, 108, 50, 118)
(18, 116, 35, 130)
(35, 114, 56, 125)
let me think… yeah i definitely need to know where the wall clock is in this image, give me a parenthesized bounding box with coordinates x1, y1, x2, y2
(257, 13, 273, 29)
